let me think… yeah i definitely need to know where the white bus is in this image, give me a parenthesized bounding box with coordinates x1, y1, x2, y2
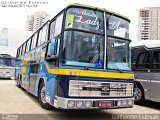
(131, 41, 160, 104)
(0, 54, 16, 79)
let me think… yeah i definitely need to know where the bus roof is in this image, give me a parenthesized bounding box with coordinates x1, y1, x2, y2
(67, 3, 130, 21)
(131, 40, 160, 49)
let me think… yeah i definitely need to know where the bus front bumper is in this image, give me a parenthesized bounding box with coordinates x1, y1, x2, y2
(48, 96, 134, 110)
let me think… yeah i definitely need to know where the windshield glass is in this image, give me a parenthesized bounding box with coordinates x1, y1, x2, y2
(61, 7, 131, 71)
(0, 57, 16, 66)
(65, 7, 104, 34)
(62, 31, 104, 68)
(107, 37, 130, 70)
(107, 14, 130, 39)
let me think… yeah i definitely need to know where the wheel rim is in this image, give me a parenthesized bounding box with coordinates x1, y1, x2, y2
(41, 86, 47, 104)
(134, 87, 142, 101)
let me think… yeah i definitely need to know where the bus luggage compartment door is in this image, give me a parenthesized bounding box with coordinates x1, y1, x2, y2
(28, 64, 39, 94)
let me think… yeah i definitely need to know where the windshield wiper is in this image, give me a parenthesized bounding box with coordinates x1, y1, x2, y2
(108, 59, 123, 73)
(84, 52, 100, 70)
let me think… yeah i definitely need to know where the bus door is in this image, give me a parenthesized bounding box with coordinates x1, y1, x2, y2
(149, 50, 160, 101)
(28, 63, 39, 94)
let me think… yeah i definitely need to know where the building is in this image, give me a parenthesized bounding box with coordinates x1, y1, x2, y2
(26, 15, 34, 31)
(26, 11, 50, 31)
(0, 28, 32, 57)
(138, 7, 160, 41)
(0, 28, 8, 46)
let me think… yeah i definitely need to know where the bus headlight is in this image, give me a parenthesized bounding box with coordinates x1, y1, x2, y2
(76, 101, 83, 108)
(122, 100, 127, 106)
(128, 99, 133, 106)
(67, 100, 75, 108)
(117, 100, 122, 106)
(84, 101, 92, 108)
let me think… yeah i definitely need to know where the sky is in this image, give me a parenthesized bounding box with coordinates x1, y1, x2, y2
(0, 0, 160, 42)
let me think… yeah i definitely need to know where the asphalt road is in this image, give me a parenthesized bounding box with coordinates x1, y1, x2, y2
(0, 80, 160, 120)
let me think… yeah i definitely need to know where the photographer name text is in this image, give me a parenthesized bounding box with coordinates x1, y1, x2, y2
(1, 0, 48, 8)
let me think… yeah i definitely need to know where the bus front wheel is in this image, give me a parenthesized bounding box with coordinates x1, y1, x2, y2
(38, 82, 52, 110)
(134, 84, 145, 104)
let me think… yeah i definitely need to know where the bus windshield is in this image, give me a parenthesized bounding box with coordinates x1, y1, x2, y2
(0, 57, 16, 66)
(107, 37, 130, 71)
(62, 7, 104, 68)
(62, 7, 130, 70)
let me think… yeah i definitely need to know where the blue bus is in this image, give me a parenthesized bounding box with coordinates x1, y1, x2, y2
(15, 3, 134, 110)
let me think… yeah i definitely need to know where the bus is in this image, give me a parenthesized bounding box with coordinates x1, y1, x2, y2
(15, 3, 134, 110)
(131, 41, 160, 104)
(0, 54, 16, 79)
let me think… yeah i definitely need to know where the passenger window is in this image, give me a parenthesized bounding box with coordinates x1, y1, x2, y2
(54, 13, 63, 37)
(37, 25, 48, 46)
(136, 52, 150, 69)
(22, 43, 26, 55)
(16, 49, 20, 58)
(46, 38, 59, 66)
(26, 39, 31, 53)
(47, 38, 58, 58)
(41, 25, 48, 43)
(49, 20, 56, 40)
(152, 51, 160, 69)
(19, 47, 22, 56)
(31, 33, 38, 50)
(37, 29, 43, 46)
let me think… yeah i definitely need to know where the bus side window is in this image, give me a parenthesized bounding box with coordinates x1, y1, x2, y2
(16, 49, 20, 58)
(45, 39, 59, 66)
(49, 20, 56, 41)
(19, 47, 22, 57)
(47, 39, 58, 58)
(136, 52, 150, 69)
(152, 51, 160, 69)
(54, 13, 63, 37)
(37, 25, 48, 46)
(26, 38, 31, 53)
(22, 43, 26, 55)
(31, 33, 38, 50)
(37, 29, 43, 46)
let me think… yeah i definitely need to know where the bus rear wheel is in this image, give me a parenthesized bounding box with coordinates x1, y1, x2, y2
(17, 75, 21, 88)
(38, 83, 52, 110)
(134, 84, 145, 104)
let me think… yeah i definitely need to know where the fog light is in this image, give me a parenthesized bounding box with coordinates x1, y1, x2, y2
(84, 101, 92, 108)
(122, 100, 127, 106)
(128, 100, 133, 106)
(68, 100, 75, 108)
(117, 100, 122, 106)
(76, 101, 83, 108)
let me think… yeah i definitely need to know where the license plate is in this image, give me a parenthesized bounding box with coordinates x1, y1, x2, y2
(99, 101, 112, 107)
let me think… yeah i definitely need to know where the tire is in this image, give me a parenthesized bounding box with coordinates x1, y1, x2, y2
(17, 75, 21, 88)
(134, 84, 145, 105)
(38, 82, 52, 110)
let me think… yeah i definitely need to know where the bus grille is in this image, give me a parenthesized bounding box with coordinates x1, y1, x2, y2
(69, 80, 133, 97)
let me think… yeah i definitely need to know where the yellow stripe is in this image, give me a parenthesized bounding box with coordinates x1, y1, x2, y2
(46, 65, 134, 80)
(21, 59, 28, 82)
(67, 3, 130, 21)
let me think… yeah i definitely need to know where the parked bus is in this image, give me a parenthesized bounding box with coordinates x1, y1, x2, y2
(132, 42, 160, 104)
(15, 3, 134, 110)
(0, 54, 16, 79)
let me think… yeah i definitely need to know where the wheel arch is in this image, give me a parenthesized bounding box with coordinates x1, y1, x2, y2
(38, 77, 46, 96)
